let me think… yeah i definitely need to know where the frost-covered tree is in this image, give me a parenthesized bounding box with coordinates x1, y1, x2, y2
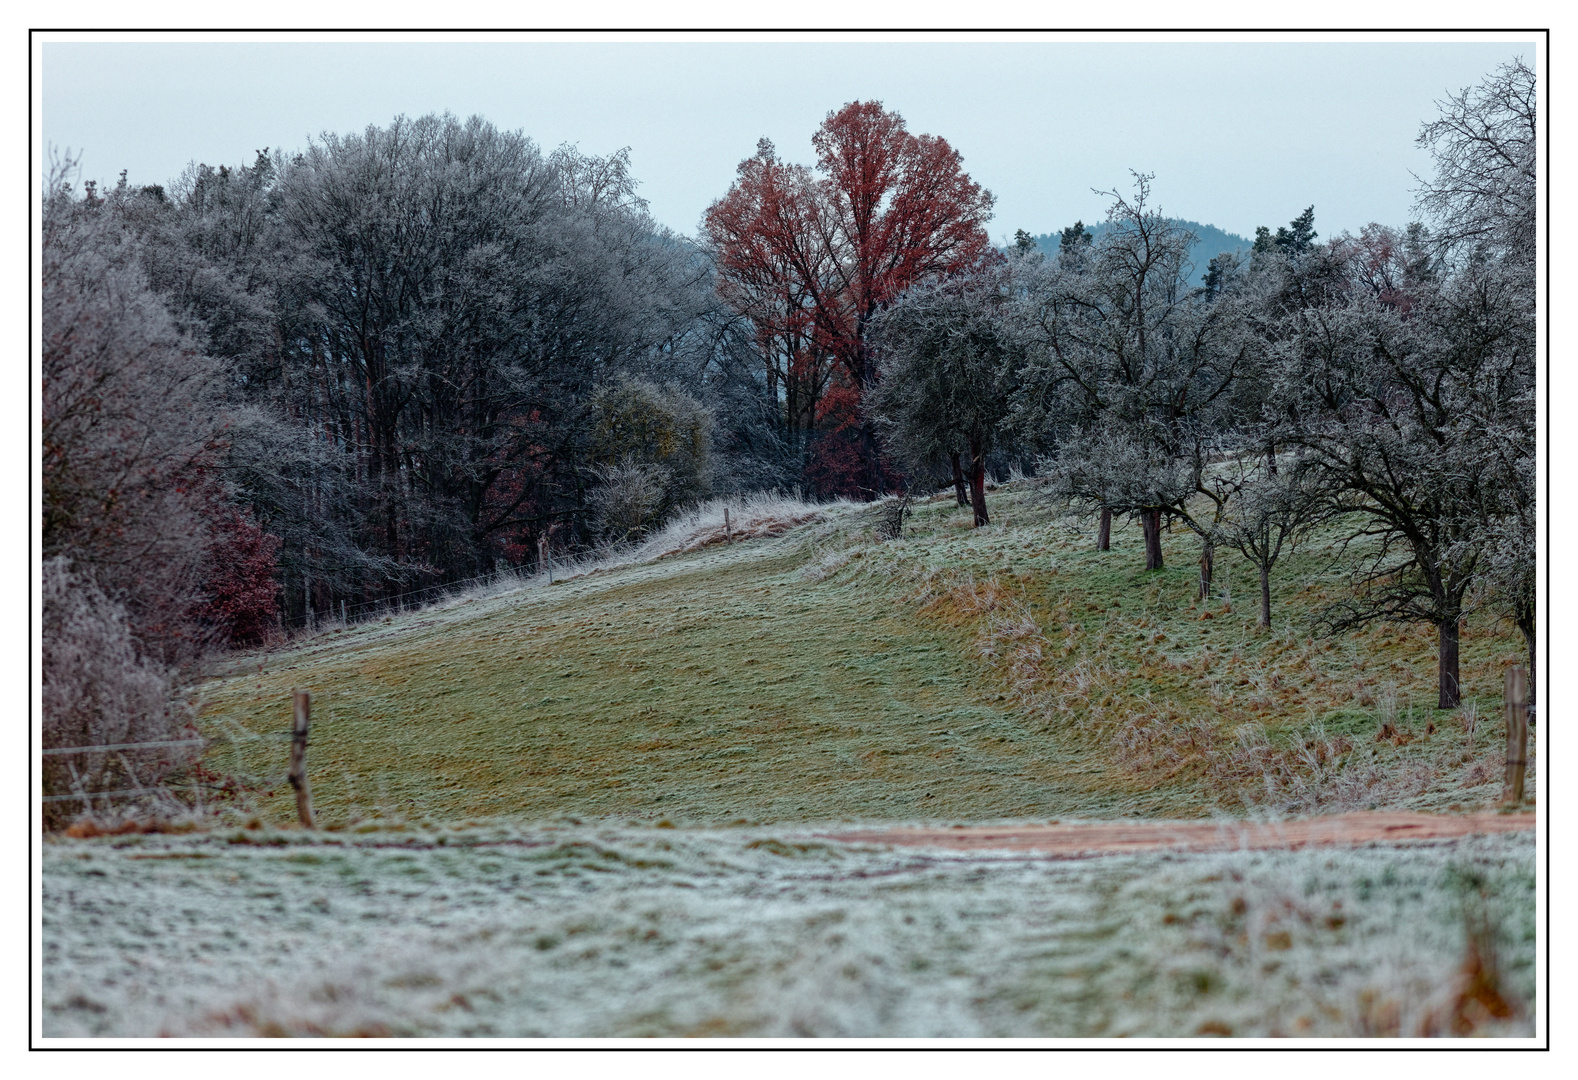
(254, 115, 714, 614)
(1267, 58, 1536, 709)
(1269, 247, 1529, 709)
(1414, 56, 1536, 271)
(81, 113, 739, 628)
(1209, 457, 1331, 628)
(870, 275, 1021, 526)
(41, 164, 265, 816)
(42, 170, 233, 666)
(1416, 56, 1538, 698)
(1016, 175, 1259, 575)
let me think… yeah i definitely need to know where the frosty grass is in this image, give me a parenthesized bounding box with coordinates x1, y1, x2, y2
(42, 821, 1533, 1038)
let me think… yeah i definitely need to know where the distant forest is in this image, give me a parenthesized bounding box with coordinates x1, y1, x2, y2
(1020, 219, 1253, 284)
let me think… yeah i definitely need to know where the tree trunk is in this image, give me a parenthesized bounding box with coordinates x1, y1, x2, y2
(1141, 509, 1163, 570)
(1097, 507, 1111, 551)
(1437, 618, 1462, 709)
(1259, 564, 1272, 628)
(1266, 441, 1278, 476)
(951, 452, 969, 507)
(969, 440, 990, 527)
(1197, 538, 1214, 601)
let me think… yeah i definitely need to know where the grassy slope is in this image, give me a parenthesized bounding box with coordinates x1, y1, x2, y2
(195, 485, 1529, 827)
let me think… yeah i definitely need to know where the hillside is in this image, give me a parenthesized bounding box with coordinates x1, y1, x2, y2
(192, 484, 1529, 828)
(46, 492, 1536, 1037)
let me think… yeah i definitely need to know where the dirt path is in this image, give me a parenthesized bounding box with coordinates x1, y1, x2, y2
(826, 810, 1535, 858)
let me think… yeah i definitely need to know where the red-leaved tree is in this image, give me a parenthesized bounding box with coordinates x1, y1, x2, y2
(705, 102, 996, 497)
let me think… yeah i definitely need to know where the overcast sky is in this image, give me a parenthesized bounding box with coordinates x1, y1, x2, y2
(41, 35, 1533, 245)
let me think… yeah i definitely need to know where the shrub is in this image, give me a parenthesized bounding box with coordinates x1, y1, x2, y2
(41, 558, 199, 829)
(587, 460, 671, 544)
(587, 378, 712, 518)
(202, 508, 282, 647)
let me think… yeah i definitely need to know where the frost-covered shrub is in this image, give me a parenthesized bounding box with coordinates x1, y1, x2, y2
(41, 558, 198, 828)
(587, 460, 671, 543)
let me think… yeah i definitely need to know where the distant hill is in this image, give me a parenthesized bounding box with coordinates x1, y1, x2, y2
(1017, 220, 1254, 285)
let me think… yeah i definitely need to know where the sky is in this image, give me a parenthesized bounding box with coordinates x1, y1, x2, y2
(42, 35, 1533, 246)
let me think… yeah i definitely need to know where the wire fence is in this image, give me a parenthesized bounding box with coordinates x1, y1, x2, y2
(282, 563, 551, 633)
(42, 729, 295, 811)
(42, 738, 206, 756)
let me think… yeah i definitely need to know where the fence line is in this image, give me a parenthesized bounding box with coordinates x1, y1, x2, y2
(42, 788, 155, 804)
(42, 729, 294, 811)
(286, 564, 545, 632)
(42, 738, 207, 756)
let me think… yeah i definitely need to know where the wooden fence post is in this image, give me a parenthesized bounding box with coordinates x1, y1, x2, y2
(289, 690, 315, 828)
(724, 507, 732, 543)
(1503, 665, 1528, 805)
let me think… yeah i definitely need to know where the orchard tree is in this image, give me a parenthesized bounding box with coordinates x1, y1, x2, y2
(1417, 56, 1537, 696)
(1270, 248, 1528, 709)
(1209, 456, 1331, 628)
(1271, 57, 1536, 710)
(1016, 175, 1258, 576)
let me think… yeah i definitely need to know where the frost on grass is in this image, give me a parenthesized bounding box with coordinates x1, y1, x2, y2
(43, 824, 1533, 1038)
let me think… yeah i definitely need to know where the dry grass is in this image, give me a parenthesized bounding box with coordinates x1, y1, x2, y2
(632, 491, 845, 558)
(833, 486, 1532, 816)
(194, 498, 1116, 826)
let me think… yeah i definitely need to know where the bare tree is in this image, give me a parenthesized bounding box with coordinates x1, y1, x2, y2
(1271, 251, 1527, 709)
(1415, 55, 1538, 701)
(1415, 56, 1536, 270)
(1271, 57, 1537, 709)
(1209, 456, 1331, 628)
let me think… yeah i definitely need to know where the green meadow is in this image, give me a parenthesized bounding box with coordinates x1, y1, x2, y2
(193, 485, 1529, 828)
